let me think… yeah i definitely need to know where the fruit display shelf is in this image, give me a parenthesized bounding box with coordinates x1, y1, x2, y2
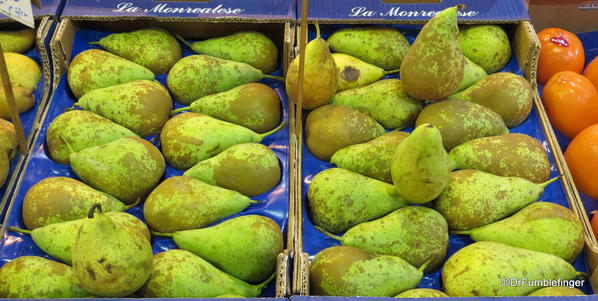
(294, 22, 594, 297)
(0, 22, 292, 298)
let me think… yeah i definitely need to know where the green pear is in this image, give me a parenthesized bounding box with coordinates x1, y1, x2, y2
(395, 289, 448, 298)
(72, 204, 153, 297)
(449, 133, 551, 183)
(93, 28, 182, 74)
(434, 170, 559, 230)
(161, 112, 283, 170)
(331, 79, 422, 130)
(171, 83, 281, 133)
(153, 215, 283, 284)
(450, 72, 533, 127)
(459, 25, 511, 73)
(0, 256, 92, 298)
(306, 104, 385, 161)
(332, 53, 398, 92)
(77, 80, 173, 136)
(400, 6, 464, 100)
(184, 143, 280, 196)
(0, 152, 7, 188)
(327, 27, 409, 70)
(310, 246, 427, 296)
(179, 31, 278, 74)
(5, 52, 41, 90)
(21, 177, 127, 229)
(0, 85, 34, 119)
(70, 137, 165, 204)
(308, 168, 407, 234)
(0, 28, 35, 53)
(68, 49, 154, 98)
(317, 206, 448, 272)
(453, 202, 584, 262)
(144, 176, 258, 232)
(415, 99, 509, 150)
(528, 287, 585, 296)
(9, 211, 150, 265)
(168, 55, 281, 105)
(286, 23, 337, 110)
(141, 249, 273, 297)
(457, 57, 487, 91)
(392, 124, 451, 204)
(46, 110, 138, 165)
(331, 131, 409, 183)
(442, 241, 582, 296)
(0, 118, 16, 158)
(216, 294, 247, 298)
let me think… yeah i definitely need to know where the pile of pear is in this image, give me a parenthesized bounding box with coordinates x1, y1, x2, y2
(0, 27, 288, 298)
(291, 6, 587, 298)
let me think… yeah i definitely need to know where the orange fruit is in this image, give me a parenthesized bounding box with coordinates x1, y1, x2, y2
(584, 56, 598, 90)
(538, 28, 585, 84)
(565, 124, 598, 199)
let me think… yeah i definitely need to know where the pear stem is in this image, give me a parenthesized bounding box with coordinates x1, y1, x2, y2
(249, 200, 261, 204)
(314, 21, 321, 39)
(257, 272, 276, 290)
(65, 103, 78, 112)
(58, 134, 76, 154)
(260, 121, 287, 139)
(384, 69, 400, 75)
(577, 272, 588, 279)
(151, 230, 174, 238)
(450, 230, 472, 235)
(171, 106, 191, 116)
(540, 175, 562, 188)
(89, 41, 100, 45)
(125, 198, 142, 210)
(418, 257, 434, 272)
(88, 203, 102, 218)
(8, 226, 31, 235)
(175, 34, 194, 49)
(263, 74, 285, 81)
(314, 225, 342, 241)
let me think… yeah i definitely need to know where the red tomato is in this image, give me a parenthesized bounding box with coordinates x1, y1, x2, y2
(538, 28, 585, 84)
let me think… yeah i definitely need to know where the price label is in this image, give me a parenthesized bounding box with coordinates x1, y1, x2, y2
(0, 0, 34, 28)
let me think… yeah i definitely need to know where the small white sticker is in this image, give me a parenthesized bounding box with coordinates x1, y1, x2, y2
(0, 0, 34, 28)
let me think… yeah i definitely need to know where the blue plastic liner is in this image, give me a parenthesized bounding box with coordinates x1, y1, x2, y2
(0, 28, 290, 297)
(301, 24, 593, 295)
(0, 22, 52, 219)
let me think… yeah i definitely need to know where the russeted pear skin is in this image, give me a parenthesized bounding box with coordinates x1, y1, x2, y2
(306, 104, 385, 161)
(310, 246, 424, 296)
(77, 80, 173, 136)
(184, 143, 281, 196)
(331, 79, 422, 130)
(161, 112, 273, 170)
(442, 242, 581, 296)
(67, 49, 154, 98)
(286, 23, 337, 109)
(0, 256, 92, 298)
(69, 137, 165, 204)
(0, 28, 35, 53)
(400, 6, 464, 100)
(72, 205, 153, 297)
(327, 27, 409, 70)
(164, 215, 283, 283)
(392, 124, 451, 204)
(22, 177, 127, 229)
(308, 168, 407, 234)
(457, 57, 487, 91)
(449, 133, 551, 183)
(395, 289, 448, 298)
(416, 99, 509, 150)
(459, 25, 511, 73)
(5, 52, 41, 90)
(46, 110, 138, 165)
(0, 152, 8, 188)
(167, 55, 273, 105)
(175, 83, 281, 133)
(434, 170, 557, 230)
(0, 118, 16, 157)
(454, 202, 584, 262)
(10, 212, 150, 265)
(141, 249, 271, 297)
(144, 176, 256, 232)
(332, 53, 389, 92)
(0, 85, 34, 119)
(450, 72, 533, 127)
(331, 131, 409, 183)
(528, 287, 585, 296)
(319, 206, 448, 272)
(95, 28, 182, 74)
(184, 31, 278, 74)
